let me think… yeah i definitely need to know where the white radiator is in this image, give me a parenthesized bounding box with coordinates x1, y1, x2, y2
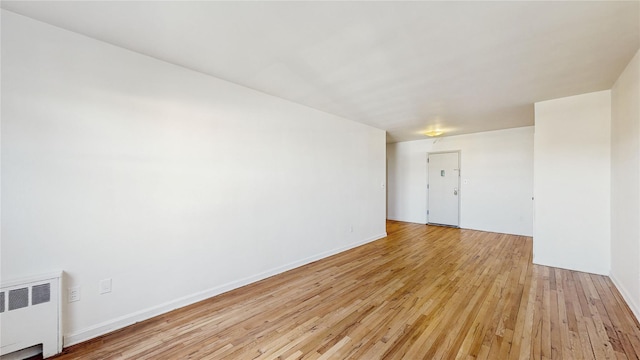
(0, 272, 62, 359)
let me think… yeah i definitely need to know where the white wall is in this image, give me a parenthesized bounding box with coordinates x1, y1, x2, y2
(387, 127, 534, 236)
(610, 49, 640, 320)
(533, 90, 611, 275)
(0, 10, 386, 345)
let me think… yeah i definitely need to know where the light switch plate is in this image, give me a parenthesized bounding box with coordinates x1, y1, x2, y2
(99, 278, 112, 294)
(68, 286, 80, 302)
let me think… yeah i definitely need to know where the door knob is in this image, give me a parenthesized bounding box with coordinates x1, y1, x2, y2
(454, 188, 458, 196)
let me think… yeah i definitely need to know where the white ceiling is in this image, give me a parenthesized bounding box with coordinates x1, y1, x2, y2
(2, 1, 639, 142)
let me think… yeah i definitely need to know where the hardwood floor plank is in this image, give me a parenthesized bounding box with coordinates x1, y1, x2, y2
(48, 221, 640, 360)
(556, 269, 575, 359)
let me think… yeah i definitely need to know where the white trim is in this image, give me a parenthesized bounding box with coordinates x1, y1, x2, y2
(609, 272, 640, 324)
(63, 232, 387, 347)
(531, 259, 609, 276)
(386, 217, 426, 225)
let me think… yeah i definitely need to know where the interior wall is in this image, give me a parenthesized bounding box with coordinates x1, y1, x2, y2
(387, 126, 534, 236)
(0, 10, 386, 345)
(611, 49, 640, 321)
(533, 90, 611, 275)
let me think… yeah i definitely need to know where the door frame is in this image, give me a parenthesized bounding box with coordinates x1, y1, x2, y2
(426, 150, 461, 227)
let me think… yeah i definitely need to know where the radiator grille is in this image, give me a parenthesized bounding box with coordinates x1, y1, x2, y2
(32, 284, 50, 305)
(9, 288, 29, 310)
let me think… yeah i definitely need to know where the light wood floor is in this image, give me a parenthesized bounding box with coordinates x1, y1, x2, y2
(51, 221, 640, 359)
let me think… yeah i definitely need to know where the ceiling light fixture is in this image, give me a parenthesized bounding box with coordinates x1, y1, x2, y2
(424, 130, 444, 137)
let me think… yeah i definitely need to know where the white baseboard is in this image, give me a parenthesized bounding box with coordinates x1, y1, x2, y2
(63, 232, 387, 347)
(386, 217, 426, 225)
(531, 258, 609, 276)
(609, 273, 640, 324)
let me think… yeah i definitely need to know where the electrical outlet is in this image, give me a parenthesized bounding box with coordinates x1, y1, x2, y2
(68, 286, 80, 302)
(99, 278, 112, 294)
(349, 225, 354, 233)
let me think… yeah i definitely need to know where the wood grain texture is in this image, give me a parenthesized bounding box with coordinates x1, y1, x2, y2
(50, 221, 640, 359)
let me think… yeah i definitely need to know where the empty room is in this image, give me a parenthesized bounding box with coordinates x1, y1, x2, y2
(1, 1, 639, 359)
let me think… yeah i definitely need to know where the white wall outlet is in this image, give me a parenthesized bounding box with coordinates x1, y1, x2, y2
(68, 286, 80, 302)
(99, 278, 112, 294)
(349, 225, 354, 233)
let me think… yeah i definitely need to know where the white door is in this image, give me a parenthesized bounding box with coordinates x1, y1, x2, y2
(427, 152, 460, 226)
